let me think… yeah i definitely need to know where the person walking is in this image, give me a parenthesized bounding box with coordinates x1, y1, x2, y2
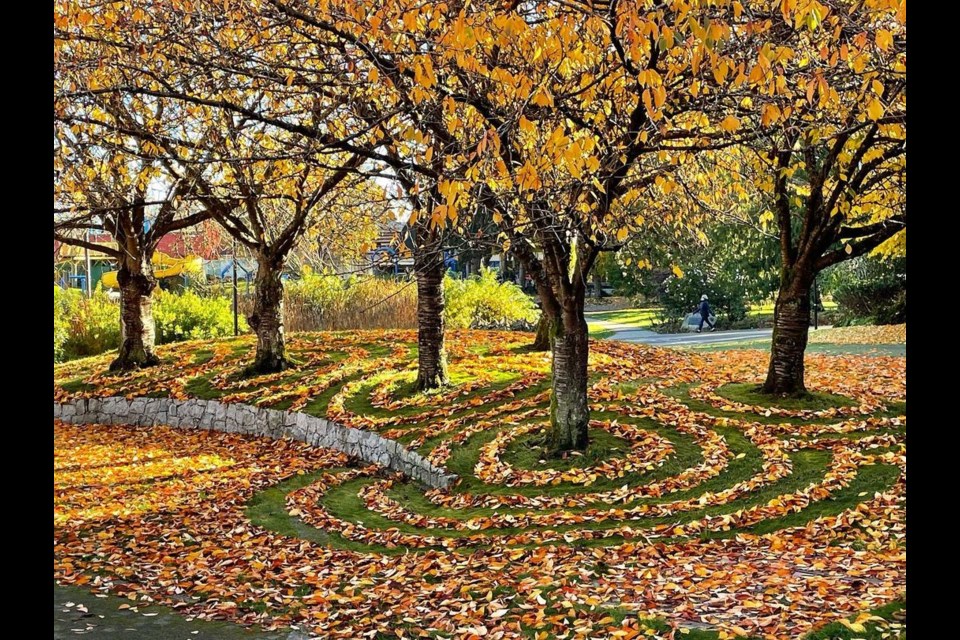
(696, 294, 715, 333)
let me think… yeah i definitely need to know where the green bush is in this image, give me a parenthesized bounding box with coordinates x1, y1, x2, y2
(55, 286, 246, 361)
(54, 286, 82, 362)
(824, 256, 906, 326)
(444, 268, 539, 329)
(154, 289, 245, 343)
(60, 288, 122, 360)
(657, 266, 750, 327)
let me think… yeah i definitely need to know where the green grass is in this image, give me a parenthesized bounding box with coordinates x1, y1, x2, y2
(716, 381, 857, 409)
(664, 383, 863, 426)
(684, 338, 906, 357)
(59, 378, 98, 393)
(803, 599, 905, 640)
(501, 427, 630, 471)
(244, 468, 395, 554)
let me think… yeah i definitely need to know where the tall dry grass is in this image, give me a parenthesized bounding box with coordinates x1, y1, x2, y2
(238, 273, 418, 332)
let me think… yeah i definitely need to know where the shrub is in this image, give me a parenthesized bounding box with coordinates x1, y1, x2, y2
(444, 268, 539, 330)
(154, 289, 245, 343)
(282, 267, 536, 332)
(657, 266, 750, 326)
(55, 287, 247, 361)
(61, 288, 121, 360)
(825, 256, 906, 326)
(54, 286, 82, 362)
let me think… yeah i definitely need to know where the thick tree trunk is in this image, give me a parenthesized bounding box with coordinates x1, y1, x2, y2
(548, 296, 590, 453)
(762, 270, 813, 395)
(247, 254, 287, 374)
(532, 312, 552, 351)
(110, 258, 159, 371)
(415, 245, 448, 390)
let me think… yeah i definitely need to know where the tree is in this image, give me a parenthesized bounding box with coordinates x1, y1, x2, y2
(54, 93, 216, 371)
(182, 115, 376, 373)
(55, 0, 390, 374)
(385, 1, 758, 451)
(710, 0, 906, 394)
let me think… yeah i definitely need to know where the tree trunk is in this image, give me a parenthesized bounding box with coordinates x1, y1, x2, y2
(532, 312, 552, 351)
(415, 244, 449, 390)
(762, 270, 813, 395)
(529, 274, 559, 353)
(548, 296, 590, 453)
(247, 253, 287, 374)
(110, 257, 159, 371)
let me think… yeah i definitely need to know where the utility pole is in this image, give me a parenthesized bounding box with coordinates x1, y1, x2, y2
(813, 276, 820, 330)
(232, 237, 239, 336)
(84, 227, 92, 297)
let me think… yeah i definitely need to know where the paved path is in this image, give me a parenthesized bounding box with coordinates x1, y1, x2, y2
(55, 583, 312, 639)
(597, 324, 773, 346)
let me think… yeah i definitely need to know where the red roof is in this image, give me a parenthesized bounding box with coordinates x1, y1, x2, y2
(54, 223, 228, 262)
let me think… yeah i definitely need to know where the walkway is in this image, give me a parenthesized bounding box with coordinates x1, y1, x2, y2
(596, 325, 774, 346)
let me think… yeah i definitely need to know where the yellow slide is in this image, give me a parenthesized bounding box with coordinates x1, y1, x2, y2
(100, 252, 203, 289)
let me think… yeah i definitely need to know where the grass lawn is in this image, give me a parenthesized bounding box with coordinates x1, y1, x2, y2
(586, 301, 840, 338)
(54, 329, 905, 639)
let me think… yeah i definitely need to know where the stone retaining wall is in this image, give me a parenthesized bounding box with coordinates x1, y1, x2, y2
(54, 397, 458, 489)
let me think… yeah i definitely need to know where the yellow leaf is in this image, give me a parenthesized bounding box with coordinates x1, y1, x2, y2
(875, 29, 893, 52)
(531, 88, 553, 107)
(761, 104, 780, 127)
(838, 620, 867, 633)
(369, 68, 379, 83)
(867, 98, 884, 120)
(672, 265, 684, 279)
(616, 228, 628, 242)
(719, 115, 740, 132)
(403, 9, 418, 32)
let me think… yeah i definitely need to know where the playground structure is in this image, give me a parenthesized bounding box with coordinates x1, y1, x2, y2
(99, 252, 204, 289)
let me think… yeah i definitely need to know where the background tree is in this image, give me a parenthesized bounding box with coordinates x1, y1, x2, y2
(705, 0, 906, 394)
(54, 93, 216, 370)
(181, 115, 376, 373)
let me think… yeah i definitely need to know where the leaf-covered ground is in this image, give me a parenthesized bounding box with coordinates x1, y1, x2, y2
(807, 324, 906, 345)
(54, 330, 906, 639)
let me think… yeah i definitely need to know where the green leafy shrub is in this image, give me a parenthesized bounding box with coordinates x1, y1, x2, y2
(657, 266, 750, 327)
(444, 268, 539, 330)
(55, 287, 246, 361)
(54, 286, 82, 362)
(61, 288, 121, 359)
(824, 256, 906, 326)
(154, 289, 245, 343)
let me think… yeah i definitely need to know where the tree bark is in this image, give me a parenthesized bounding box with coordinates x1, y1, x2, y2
(110, 256, 159, 371)
(415, 243, 449, 390)
(762, 269, 814, 395)
(532, 312, 552, 351)
(247, 253, 288, 374)
(528, 268, 559, 353)
(548, 295, 590, 453)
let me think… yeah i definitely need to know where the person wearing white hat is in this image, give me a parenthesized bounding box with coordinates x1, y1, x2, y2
(696, 294, 715, 332)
